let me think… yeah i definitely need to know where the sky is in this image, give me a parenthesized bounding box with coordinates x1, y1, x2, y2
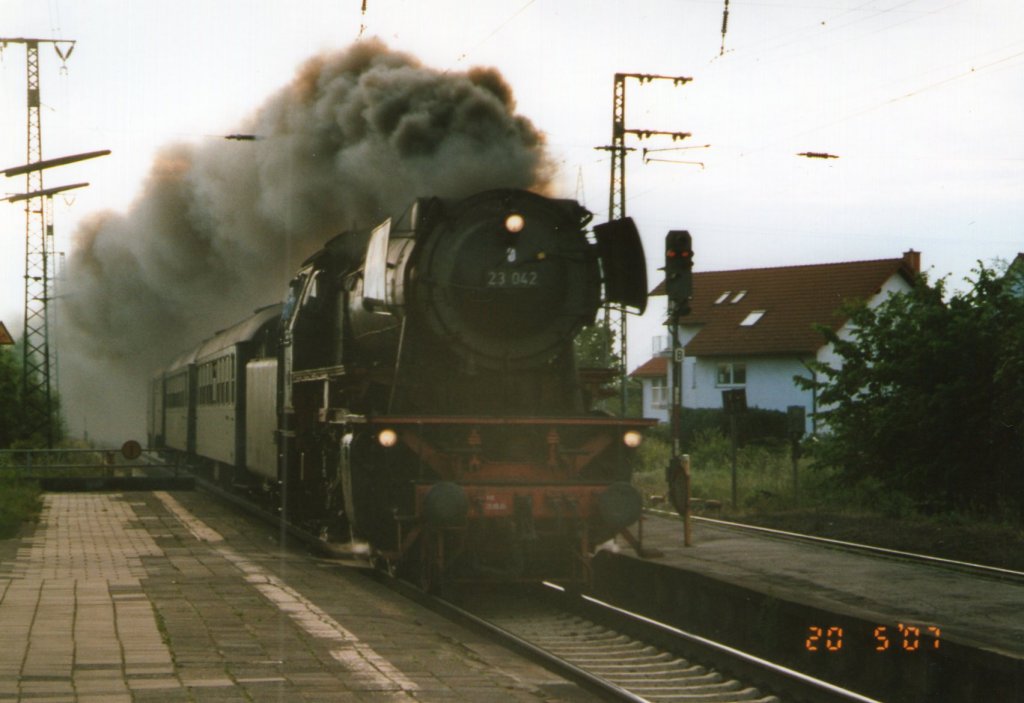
(1, 0, 1022, 440)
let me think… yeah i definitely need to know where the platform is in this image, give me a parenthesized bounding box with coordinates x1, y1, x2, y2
(0, 491, 592, 703)
(595, 512, 1023, 701)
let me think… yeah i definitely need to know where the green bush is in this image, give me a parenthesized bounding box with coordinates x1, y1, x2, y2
(646, 407, 791, 449)
(0, 345, 65, 448)
(632, 428, 798, 512)
(801, 265, 1024, 522)
(0, 472, 41, 539)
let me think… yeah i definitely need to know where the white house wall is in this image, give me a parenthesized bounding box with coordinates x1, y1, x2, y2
(815, 273, 915, 423)
(640, 272, 914, 435)
(693, 356, 815, 430)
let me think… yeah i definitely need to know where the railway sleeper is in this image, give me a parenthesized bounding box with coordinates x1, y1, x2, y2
(567, 652, 678, 666)
(540, 644, 662, 657)
(638, 691, 778, 703)
(585, 664, 693, 675)
(627, 680, 752, 695)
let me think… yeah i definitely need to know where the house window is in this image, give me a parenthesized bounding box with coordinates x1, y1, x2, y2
(716, 363, 746, 387)
(651, 377, 669, 409)
(731, 290, 747, 303)
(740, 310, 766, 326)
(714, 291, 732, 304)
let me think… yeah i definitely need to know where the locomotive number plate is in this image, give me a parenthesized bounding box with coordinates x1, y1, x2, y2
(481, 494, 510, 515)
(486, 270, 540, 288)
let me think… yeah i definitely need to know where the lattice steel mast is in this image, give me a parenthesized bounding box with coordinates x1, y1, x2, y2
(1, 37, 76, 445)
(597, 72, 692, 415)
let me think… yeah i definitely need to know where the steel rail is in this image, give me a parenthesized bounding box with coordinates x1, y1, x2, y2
(381, 577, 653, 703)
(185, 465, 883, 702)
(189, 471, 650, 701)
(646, 508, 1024, 582)
(555, 582, 881, 703)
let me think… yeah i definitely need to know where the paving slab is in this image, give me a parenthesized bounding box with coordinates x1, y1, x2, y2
(0, 490, 593, 702)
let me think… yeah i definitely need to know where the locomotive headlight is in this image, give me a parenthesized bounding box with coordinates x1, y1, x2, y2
(504, 213, 525, 233)
(378, 428, 398, 448)
(623, 430, 643, 448)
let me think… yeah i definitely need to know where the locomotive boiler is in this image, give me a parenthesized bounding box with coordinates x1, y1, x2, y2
(149, 188, 654, 587)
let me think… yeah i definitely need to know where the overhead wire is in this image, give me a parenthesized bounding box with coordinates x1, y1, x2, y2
(776, 44, 1024, 155)
(691, 0, 1021, 166)
(713, 0, 919, 62)
(446, 0, 539, 71)
(763, 0, 971, 67)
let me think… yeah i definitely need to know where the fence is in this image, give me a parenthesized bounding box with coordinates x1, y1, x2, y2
(0, 444, 194, 491)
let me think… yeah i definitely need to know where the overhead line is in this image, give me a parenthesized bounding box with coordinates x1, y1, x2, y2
(766, 0, 970, 67)
(707, 43, 1024, 168)
(797, 48, 1024, 140)
(447, 0, 539, 69)
(715, 0, 967, 68)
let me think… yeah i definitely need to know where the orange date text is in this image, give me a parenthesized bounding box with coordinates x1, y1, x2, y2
(805, 623, 941, 653)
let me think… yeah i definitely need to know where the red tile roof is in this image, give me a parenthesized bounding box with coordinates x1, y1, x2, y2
(651, 257, 917, 357)
(631, 355, 669, 378)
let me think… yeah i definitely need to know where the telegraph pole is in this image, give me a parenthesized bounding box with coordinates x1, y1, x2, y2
(597, 72, 692, 415)
(1, 37, 77, 445)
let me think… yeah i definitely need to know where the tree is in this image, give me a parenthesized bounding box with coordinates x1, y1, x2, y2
(0, 343, 64, 448)
(800, 266, 1024, 518)
(573, 323, 643, 417)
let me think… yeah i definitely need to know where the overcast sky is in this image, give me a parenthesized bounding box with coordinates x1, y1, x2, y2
(2, 0, 1022, 436)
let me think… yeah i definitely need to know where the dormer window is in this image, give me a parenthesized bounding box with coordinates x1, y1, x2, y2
(715, 291, 732, 304)
(740, 310, 766, 326)
(731, 290, 747, 303)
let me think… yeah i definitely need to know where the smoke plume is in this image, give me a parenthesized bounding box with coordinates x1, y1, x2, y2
(60, 40, 552, 441)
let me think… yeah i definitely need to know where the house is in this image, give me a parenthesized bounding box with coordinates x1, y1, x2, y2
(632, 251, 921, 432)
(1007, 253, 1024, 297)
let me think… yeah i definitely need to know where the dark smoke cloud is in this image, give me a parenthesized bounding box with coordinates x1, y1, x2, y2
(59, 40, 552, 441)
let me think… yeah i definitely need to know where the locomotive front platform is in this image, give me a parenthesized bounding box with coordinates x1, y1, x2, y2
(0, 490, 595, 702)
(595, 513, 1023, 702)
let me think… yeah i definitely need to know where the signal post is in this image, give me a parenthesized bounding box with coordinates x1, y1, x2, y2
(664, 230, 693, 545)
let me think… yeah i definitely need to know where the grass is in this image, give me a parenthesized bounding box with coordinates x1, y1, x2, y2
(631, 430, 1024, 571)
(633, 429, 808, 514)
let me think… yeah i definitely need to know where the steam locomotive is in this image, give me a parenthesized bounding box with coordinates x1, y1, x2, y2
(148, 188, 654, 587)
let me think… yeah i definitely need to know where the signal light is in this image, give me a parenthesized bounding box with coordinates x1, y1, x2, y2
(665, 230, 694, 315)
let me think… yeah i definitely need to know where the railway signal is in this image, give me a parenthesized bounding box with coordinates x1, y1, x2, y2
(664, 230, 694, 316)
(665, 230, 694, 544)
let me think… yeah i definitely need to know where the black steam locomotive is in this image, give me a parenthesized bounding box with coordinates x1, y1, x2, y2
(148, 188, 653, 586)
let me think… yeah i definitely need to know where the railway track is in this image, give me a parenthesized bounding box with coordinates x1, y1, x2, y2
(393, 580, 880, 703)
(187, 474, 879, 702)
(647, 508, 1024, 584)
